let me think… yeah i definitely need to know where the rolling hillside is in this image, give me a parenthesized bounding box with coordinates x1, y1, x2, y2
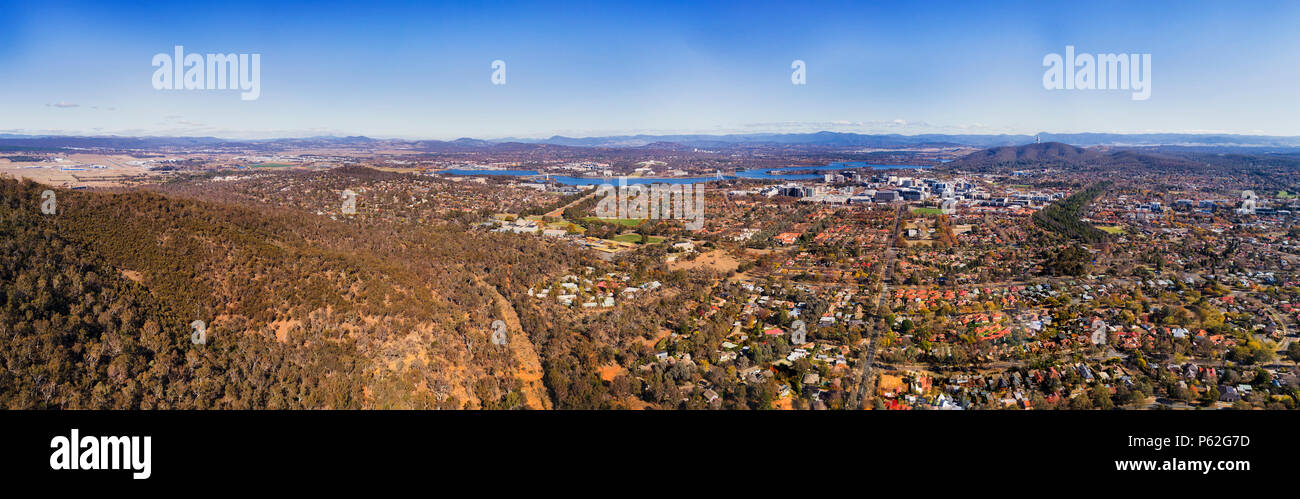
(0, 175, 583, 409)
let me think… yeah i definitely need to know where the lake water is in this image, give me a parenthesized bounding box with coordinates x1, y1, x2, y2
(441, 169, 710, 185)
(734, 162, 928, 181)
(442, 162, 928, 185)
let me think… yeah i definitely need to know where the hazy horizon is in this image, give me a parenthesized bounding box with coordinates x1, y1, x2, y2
(6, 129, 1300, 144)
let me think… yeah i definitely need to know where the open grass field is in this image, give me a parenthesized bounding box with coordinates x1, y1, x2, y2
(611, 233, 665, 244)
(1098, 225, 1125, 234)
(584, 217, 643, 227)
(910, 207, 944, 215)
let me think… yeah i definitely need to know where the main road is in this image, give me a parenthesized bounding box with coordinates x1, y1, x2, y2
(850, 206, 903, 409)
(544, 189, 599, 218)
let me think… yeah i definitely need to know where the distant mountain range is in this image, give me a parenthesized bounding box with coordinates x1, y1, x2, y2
(494, 131, 1300, 149)
(3, 131, 1300, 152)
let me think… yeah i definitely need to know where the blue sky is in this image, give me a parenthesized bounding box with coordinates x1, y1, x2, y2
(1, 0, 1298, 139)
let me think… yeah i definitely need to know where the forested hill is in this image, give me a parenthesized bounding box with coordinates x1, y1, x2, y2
(0, 176, 588, 409)
(948, 142, 1274, 177)
(956, 142, 1100, 168)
